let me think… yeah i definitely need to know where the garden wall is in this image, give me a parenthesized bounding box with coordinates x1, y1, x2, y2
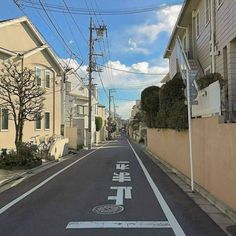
(147, 117, 236, 214)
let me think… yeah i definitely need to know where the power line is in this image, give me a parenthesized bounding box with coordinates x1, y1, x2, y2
(62, 0, 88, 44)
(38, 0, 81, 60)
(25, 0, 87, 78)
(97, 63, 167, 75)
(19, 1, 183, 15)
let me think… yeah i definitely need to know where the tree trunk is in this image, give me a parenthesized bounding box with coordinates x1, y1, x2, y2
(15, 124, 20, 153)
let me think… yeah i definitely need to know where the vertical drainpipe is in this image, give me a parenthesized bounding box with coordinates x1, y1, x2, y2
(211, 0, 216, 73)
(61, 72, 65, 135)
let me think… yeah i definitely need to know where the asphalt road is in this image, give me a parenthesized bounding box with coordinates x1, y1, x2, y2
(0, 137, 227, 236)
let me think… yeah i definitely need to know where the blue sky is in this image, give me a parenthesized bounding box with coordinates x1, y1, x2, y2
(0, 0, 184, 119)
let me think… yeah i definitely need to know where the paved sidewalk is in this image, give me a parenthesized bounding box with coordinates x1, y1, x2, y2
(0, 154, 75, 189)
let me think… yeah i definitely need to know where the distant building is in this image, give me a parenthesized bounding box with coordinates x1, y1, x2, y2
(96, 104, 108, 143)
(130, 100, 141, 120)
(62, 68, 99, 147)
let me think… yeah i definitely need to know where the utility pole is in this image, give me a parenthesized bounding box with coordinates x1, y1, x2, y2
(88, 17, 106, 149)
(108, 89, 116, 139)
(108, 89, 111, 140)
(88, 17, 93, 149)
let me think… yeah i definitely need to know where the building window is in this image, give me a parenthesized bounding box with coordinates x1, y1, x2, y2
(205, 0, 210, 25)
(0, 108, 8, 130)
(77, 105, 84, 115)
(196, 10, 200, 37)
(35, 113, 41, 130)
(76, 105, 88, 116)
(35, 67, 42, 86)
(45, 112, 50, 130)
(45, 71, 50, 88)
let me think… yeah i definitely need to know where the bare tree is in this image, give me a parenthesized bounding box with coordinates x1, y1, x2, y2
(0, 61, 46, 151)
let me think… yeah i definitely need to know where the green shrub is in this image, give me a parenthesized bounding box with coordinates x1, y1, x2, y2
(140, 73, 188, 131)
(0, 142, 42, 170)
(156, 110, 167, 129)
(167, 101, 188, 131)
(95, 116, 103, 132)
(77, 144, 84, 150)
(196, 72, 225, 90)
(156, 73, 188, 131)
(141, 86, 160, 128)
(138, 137, 145, 144)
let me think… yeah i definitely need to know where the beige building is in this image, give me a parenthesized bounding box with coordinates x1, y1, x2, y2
(63, 68, 100, 147)
(64, 71, 89, 147)
(96, 104, 108, 143)
(0, 16, 63, 149)
(164, 0, 236, 121)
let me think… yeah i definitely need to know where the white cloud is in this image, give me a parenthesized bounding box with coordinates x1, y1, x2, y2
(126, 38, 150, 55)
(112, 4, 182, 55)
(116, 101, 136, 119)
(96, 60, 168, 89)
(61, 58, 168, 119)
(131, 4, 182, 43)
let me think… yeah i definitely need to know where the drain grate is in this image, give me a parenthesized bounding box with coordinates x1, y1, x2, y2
(92, 204, 124, 215)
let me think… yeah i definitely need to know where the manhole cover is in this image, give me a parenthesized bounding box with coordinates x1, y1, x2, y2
(92, 204, 124, 215)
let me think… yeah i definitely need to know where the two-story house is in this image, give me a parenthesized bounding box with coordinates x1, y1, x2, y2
(63, 70, 99, 147)
(63, 71, 89, 147)
(0, 16, 63, 149)
(163, 0, 236, 122)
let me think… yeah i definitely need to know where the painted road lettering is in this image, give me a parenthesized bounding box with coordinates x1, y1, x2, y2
(112, 172, 131, 182)
(116, 163, 129, 170)
(108, 186, 132, 205)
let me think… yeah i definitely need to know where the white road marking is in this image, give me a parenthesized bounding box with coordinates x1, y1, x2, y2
(66, 221, 171, 229)
(117, 161, 129, 164)
(127, 140, 186, 236)
(116, 163, 129, 170)
(108, 186, 132, 205)
(112, 172, 131, 182)
(0, 143, 107, 215)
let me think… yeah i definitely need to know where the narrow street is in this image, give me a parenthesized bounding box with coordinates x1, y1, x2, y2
(0, 137, 227, 236)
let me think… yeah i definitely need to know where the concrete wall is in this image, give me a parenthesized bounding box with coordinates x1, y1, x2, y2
(192, 81, 221, 117)
(65, 127, 78, 150)
(147, 117, 236, 212)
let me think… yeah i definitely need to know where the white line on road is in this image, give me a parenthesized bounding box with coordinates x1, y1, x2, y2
(10, 177, 26, 187)
(66, 221, 171, 229)
(0, 143, 107, 215)
(127, 140, 186, 236)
